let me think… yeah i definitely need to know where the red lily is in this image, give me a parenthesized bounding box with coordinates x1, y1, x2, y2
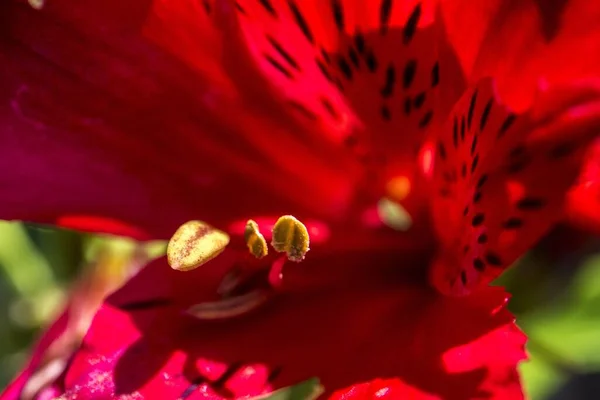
(1, 0, 600, 398)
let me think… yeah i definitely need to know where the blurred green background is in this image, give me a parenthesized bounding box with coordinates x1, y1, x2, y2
(0, 221, 598, 399)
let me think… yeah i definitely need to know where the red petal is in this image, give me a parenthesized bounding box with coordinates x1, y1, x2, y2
(330, 378, 439, 399)
(442, 0, 600, 110)
(55, 253, 524, 399)
(0, 1, 359, 238)
(429, 78, 600, 295)
(214, 0, 466, 216)
(147, 1, 468, 224)
(566, 138, 600, 234)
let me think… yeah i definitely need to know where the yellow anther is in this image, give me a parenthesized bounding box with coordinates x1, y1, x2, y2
(244, 220, 268, 259)
(28, 0, 44, 10)
(167, 220, 230, 271)
(377, 198, 413, 231)
(271, 215, 310, 262)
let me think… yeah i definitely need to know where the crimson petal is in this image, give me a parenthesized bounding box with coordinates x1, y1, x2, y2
(429, 77, 600, 295)
(0, 0, 358, 239)
(51, 252, 526, 399)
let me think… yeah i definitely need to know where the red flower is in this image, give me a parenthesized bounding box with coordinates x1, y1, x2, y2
(1, 0, 600, 398)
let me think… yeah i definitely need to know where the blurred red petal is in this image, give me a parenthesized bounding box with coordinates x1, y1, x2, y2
(330, 378, 439, 399)
(51, 251, 525, 399)
(566, 138, 600, 234)
(441, 0, 600, 110)
(0, 1, 359, 239)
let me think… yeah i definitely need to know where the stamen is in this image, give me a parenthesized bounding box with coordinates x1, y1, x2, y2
(271, 215, 310, 262)
(244, 220, 268, 259)
(167, 220, 230, 271)
(186, 290, 269, 320)
(28, 0, 45, 10)
(377, 198, 413, 231)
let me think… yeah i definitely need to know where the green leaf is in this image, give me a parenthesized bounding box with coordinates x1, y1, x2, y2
(251, 378, 324, 400)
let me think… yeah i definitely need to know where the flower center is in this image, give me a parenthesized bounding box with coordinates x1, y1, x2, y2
(166, 216, 312, 320)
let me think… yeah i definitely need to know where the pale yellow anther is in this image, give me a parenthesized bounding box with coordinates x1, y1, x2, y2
(271, 215, 310, 262)
(28, 0, 44, 10)
(167, 220, 230, 271)
(244, 220, 268, 259)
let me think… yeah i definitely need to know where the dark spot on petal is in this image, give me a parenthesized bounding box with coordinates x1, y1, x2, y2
(470, 135, 478, 155)
(463, 245, 470, 254)
(320, 97, 340, 120)
(419, 110, 433, 128)
(202, 0, 211, 13)
(380, 0, 393, 34)
(438, 141, 447, 160)
(467, 90, 478, 130)
(453, 117, 459, 148)
(403, 59, 417, 89)
(264, 54, 294, 79)
(471, 213, 485, 227)
(506, 159, 530, 174)
(316, 59, 333, 82)
(365, 52, 378, 72)
(288, 101, 317, 120)
(337, 57, 353, 80)
(267, 36, 300, 71)
(403, 3, 422, 44)
(480, 99, 493, 131)
(321, 48, 331, 64)
(516, 197, 546, 211)
(460, 116, 466, 141)
(431, 62, 439, 87)
(485, 251, 503, 266)
(381, 105, 391, 120)
(267, 366, 284, 383)
(549, 142, 577, 159)
(331, 0, 345, 31)
(498, 114, 516, 138)
(473, 191, 482, 203)
(463, 206, 469, 216)
(476, 174, 488, 189)
(473, 258, 485, 271)
(477, 233, 488, 244)
(118, 298, 171, 311)
(380, 64, 396, 97)
(414, 91, 426, 109)
(288, 0, 314, 44)
(259, 0, 277, 17)
(461, 163, 467, 178)
(502, 217, 523, 229)
(470, 153, 479, 173)
(533, 0, 569, 41)
(235, 2, 246, 14)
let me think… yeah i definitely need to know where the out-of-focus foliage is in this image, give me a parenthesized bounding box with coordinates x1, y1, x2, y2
(0, 221, 166, 388)
(0, 221, 599, 399)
